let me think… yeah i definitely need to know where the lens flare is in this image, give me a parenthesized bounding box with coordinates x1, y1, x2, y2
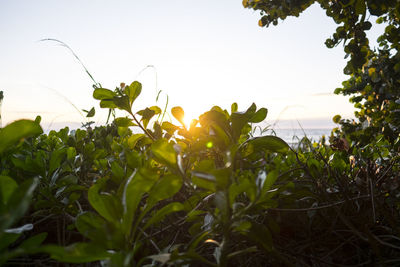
(206, 141, 213, 148)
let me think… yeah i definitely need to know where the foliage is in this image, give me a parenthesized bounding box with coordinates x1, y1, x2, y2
(1, 1, 399, 266)
(0, 79, 399, 266)
(244, 0, 400, 144)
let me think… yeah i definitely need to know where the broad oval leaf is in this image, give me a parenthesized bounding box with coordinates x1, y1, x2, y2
(127, 134, 146, 149)
(149, 105, 162, 114)
(147, 174, 182, 205)
(125, 81, 142, 104)
(114, 117, 135, 127)
(143, 202, 184, 230)
(161, 121, 179, 135)
(249, 108, 268, 123)
(171, 106, 185, 125)
(0, 120, 43, 154)
(100, 99, 117, 109)
(113, 96, 131, 112)
(245, 135, 289, 154)
(88, 180, 122, 223)
(93, 88, 115, 100)
(151, 139, 177, 167)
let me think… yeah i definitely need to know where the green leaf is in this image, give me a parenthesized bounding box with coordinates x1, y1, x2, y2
(138, 108, 156, 128)
(245, 103, 257, 114)
(100, 99, 117, 109)
(0, 178, 38, 232)
(122, 169, 158, 233)
(0, 120, 43, 154)
(114, 117, 135, 127)
(19, 232, 47, 250)
(113, 95, 131, 112)
(171, 106, 185, 125)
(229, 178, 256, 204)
(127, 134, 146, 149)
(143, 202, 184, 230)
(0, 176, 18, 206)
(332, 114, 341, 124)
(125, 81, 142, 105)
(149, 105, 162, 114)
(355, 0, 366, 15)
(76, 212, 107, 244)
(0, 232, 20, 251)
(93, 88, 115, 100)
(111, 161, 125, 183)
(88, 179, 122, 223)
(231, 102, 238, 114)
(199, 109, 229, 131)
(151, 139, 177, 167)
(147, 174, 182, 205)
(161, 121, 179, 135)
(49, 148, 66, 175)
(41, 243, 111, 263)
(262, 169, 278, 193)
(244, 136, 289, 154)
(84, 107, 95, 117)
(249, 108, 268, 123)
(245, 222, 273, 252)
(66, 147, 76, 161)
(192, 172, 216, 192)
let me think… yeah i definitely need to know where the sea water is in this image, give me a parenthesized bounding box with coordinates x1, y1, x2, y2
(267, 128, 332, 145)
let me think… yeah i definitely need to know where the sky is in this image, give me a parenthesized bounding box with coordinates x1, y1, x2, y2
(0, 0, 386, 130)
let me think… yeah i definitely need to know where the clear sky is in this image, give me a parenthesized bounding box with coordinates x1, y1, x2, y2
(0, 0, 385, 130)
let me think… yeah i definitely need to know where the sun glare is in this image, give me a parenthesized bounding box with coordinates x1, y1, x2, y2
(180, 108, 200, 129)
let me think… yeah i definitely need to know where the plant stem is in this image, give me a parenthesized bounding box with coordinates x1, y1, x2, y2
(129, 111, 155, 140)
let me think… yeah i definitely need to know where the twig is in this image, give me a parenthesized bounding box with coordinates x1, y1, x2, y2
(139, 227, 161, 253)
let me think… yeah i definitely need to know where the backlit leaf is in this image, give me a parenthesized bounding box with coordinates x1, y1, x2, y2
(151, 139, 177, 167)
(125, 81, 142, 105)
(172, 106, 185, 125)
(147, 174, 182, 205)
(88, 179, 122, 223)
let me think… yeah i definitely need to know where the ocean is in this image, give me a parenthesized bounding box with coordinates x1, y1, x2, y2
(267, 128, 332, 145)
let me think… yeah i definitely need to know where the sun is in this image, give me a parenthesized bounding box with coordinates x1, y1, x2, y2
(181, 109, 200, 129)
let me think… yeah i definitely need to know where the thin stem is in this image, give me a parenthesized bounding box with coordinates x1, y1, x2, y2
(129, 111, 155, 140)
